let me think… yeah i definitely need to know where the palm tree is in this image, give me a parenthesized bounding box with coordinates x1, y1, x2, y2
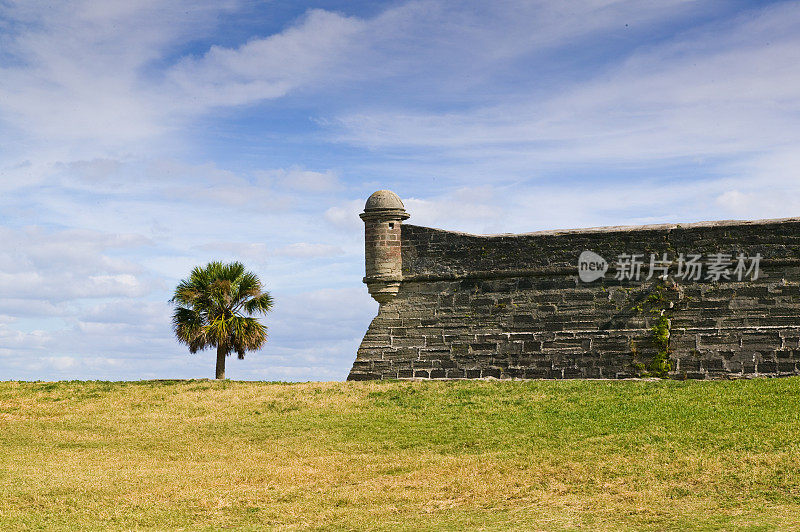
(171, 261, 273, 379)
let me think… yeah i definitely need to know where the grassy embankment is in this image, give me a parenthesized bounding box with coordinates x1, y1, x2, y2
(1, 378, 799, 530)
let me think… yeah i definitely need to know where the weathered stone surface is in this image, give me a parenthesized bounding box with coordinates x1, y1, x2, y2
(348, 191, 800, 380)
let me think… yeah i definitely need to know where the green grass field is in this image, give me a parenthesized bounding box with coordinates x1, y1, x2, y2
(1, 378, 799, 530)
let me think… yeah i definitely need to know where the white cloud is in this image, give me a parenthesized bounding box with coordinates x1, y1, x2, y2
(0, 300, 72, 320)
(273, 243, 344, 258)
(324, 199, 365, 231)
(0, 324, 53, 355)
(167, 9, 364, 109)
(194, 242, 270, 263)
(43, 356, 76, 371)
(0, 227, 148, 275)
(67, 158, 124, 183)
(79, 300, 170, 327)
(0, 271, 152, 302)
(278, 168, 342, 192)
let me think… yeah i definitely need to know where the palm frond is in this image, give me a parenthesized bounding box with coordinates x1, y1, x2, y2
(229, 316, 268, 356)
(243, 292, 274, 315)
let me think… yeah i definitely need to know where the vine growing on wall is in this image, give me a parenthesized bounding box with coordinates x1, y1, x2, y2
(633, 283, 677, 378)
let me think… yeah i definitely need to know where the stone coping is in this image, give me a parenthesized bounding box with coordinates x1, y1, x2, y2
(411, 216, 800, 238)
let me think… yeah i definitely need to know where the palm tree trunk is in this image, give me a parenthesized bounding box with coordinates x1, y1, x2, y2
(215, 345, 226, 380)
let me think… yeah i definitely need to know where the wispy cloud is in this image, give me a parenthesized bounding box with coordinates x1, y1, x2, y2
(0, 1, 239, 148)
(167, 9, 364, 110)
(335, 2, 800, 165)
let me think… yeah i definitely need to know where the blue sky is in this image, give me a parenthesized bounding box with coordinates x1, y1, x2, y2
(1, 0, 798, 381)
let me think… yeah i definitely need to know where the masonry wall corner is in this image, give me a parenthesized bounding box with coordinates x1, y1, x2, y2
(348, 191, 800, 380)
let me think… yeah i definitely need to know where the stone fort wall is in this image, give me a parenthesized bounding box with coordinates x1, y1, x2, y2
(348, 190, 800, 380)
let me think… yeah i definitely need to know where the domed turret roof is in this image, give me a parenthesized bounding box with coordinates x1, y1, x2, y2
(364, 190, 405, 211)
